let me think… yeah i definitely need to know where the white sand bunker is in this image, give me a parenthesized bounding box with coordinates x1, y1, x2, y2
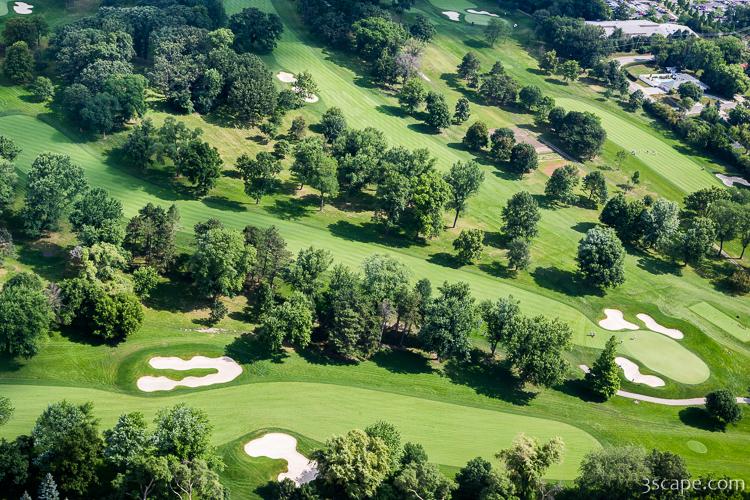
(716, 174, 750, 187)
(276, 72, 319, 103)
(636, 314, 684, 340)
(244, 433, 318, 486)
(277, 72, 297, 83)
(442, 11, 460, 21)
(466, 9, 499, 17)
(616, 357, 665, 387)
(136, 355, 242, 392)
(13, 2, 33, 14)
(599, 309, 639, 331)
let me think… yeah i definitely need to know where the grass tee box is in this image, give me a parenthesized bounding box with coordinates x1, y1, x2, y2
(690, 302, 750, 343)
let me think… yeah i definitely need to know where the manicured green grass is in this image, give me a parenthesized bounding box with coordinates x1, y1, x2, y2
(557, 98, 722, 194)
(0, 381, 601, 481)
(218, 428, 322, 499)
(618, 331, 710, 385)
(690, 302, 750, 343)
(4, 0, 750, 493)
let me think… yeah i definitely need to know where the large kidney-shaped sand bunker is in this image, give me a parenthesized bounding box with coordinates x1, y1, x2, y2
(244, 433, 318, 486)
(599, 309, 639, 331)
(636, 314, 683, 340)
(136, 355, 242, 392)
(615, 357, 665, 387)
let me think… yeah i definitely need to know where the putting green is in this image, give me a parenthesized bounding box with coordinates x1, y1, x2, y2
(690, 302, 750, 343)
(0, 1, 8, 16)
(465, 12, 506, 26)
(429, 0, 477, 11)
(687, 440, 708, 454)
(618, 331, 710, 384)
(556, 98, 720, 195)
(0, 382, 600, 480)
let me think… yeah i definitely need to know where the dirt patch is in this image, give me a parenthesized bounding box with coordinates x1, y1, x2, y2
(511, 127, 553, 154)
(541, 160, 567, 176)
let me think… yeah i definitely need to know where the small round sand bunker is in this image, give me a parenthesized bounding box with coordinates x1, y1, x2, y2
(599, 309, 639, 331)
(244, 433, 318, 486)
(136, 355, 242, 392)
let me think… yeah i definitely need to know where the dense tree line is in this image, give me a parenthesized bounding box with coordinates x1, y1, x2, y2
(0, 401, 226, 499)
(5, 0, 295, 135)
(297, 0, 434, 85)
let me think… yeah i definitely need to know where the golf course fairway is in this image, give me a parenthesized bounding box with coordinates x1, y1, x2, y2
(0, 382, 599, 480)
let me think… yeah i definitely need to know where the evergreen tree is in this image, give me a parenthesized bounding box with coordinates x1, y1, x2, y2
(37, 473, 60, 500)
(585, 336, 621, 400)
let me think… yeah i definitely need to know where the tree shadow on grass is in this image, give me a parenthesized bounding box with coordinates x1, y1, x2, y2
(145, 280, 206, 314)
(636, 252, 683, 277)
(555, 378, 603, 403)
(225, 332, 287, 364)
(463, 38, 489, 50)
(478, 261, 515, 279)
(371, 348, 433, 375)
(571, 221, 597, 234)
(375, 104, 409, 119)
(298, 344, 355, 367)
(679, 407, 724, 432)
(544, 78, 567, 86)
(16, 242, 69, 283)
(0, 354, 24, 373)
(264, 196, 317, 220)
(222, 169, 242, 180)
(427, 252, 462, 269)
(407, 122, 439, 135)
(444, 355, 537, 406)
(483, 231, 508, 249)
(526, 68, 546, 76)
(532, 266, 602, 297)
(328, 220, 420, 249)
(202, 196, 247, 213)
(330, 191, 379, 213)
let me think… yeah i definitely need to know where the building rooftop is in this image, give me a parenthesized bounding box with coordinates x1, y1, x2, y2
(586, 20, 697, 37)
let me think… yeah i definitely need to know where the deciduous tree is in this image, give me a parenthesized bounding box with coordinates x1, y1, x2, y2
(444, 160, 484, 227)
(576, 227, 626, 288)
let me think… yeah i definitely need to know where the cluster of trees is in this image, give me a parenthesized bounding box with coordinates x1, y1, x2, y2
(281, 422, 562, 500)
(34, 0, 298, 134)
(0, 401, 226, 499)
(653, 36, 749, 98)
(454, 54, 607, 162)
(0, 139, 149, 355)
(285, 117, 484, 239)
(1, 16, 48, 84)
(297, 0, 435, 85)
(515, 0, 612, 20)
(123, 118, 222, 196)
(644, 97, 750, 178)
(600, 187, 750, 273)
(277, 418, 712, 500)
(535, 15, 614, 68)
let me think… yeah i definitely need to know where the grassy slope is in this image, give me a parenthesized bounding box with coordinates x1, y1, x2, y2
(2, 0, 750, 495)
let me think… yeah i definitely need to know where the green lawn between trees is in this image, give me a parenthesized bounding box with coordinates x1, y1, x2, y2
(2, 0, 750, 496)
